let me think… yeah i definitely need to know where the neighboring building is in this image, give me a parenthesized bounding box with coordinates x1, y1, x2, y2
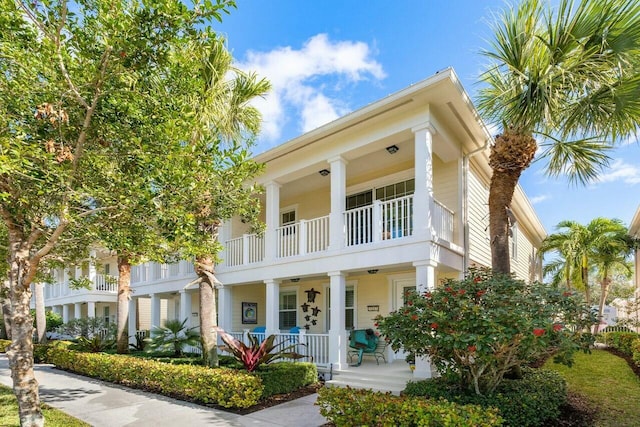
(630, 205, 640, 294)
(33, 68, 546, 379)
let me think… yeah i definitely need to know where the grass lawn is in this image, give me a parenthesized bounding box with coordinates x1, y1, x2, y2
(544, 349, 640, 427)
(0, 385, 90, 427)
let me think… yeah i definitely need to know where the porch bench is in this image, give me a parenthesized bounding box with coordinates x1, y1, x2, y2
(348, 335, 388, 365)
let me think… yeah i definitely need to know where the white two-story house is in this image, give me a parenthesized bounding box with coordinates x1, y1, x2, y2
(35, 68, 545, 381)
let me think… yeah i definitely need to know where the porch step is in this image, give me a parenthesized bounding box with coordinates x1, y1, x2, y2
(325, 361, 413, 396)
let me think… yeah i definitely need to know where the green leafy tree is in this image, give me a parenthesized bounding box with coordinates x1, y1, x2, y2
(145, 318, 201, 357)
(0, 1, 237, 424)
(478, 0, 640, 274)
(376, 268, 593, 395)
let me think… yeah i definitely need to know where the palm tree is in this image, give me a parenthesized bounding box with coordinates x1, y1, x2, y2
(145, 318, 201, 357)
(478, 0, 640, 274)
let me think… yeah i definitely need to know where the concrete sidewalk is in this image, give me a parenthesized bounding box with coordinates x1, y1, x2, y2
(0, 355, 328, 426)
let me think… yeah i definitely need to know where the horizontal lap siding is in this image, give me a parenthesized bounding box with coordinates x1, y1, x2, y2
(467, 170, 491, 268)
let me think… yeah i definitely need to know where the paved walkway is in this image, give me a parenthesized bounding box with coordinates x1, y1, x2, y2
(0, 355, 328, 426)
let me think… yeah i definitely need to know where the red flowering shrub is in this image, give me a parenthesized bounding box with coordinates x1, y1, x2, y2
(376, 267, 594, 395)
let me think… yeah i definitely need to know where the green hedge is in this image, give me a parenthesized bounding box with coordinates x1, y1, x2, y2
(0, 339, 10, 353)
(317, 386, 502, 427)
(253, 362, 317, 397)
(403, 368, 566, 427)
(47, 348, 263, 408)
(604, 332, 640, 356)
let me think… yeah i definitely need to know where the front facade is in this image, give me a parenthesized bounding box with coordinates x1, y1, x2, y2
(35, 69, 546, 376)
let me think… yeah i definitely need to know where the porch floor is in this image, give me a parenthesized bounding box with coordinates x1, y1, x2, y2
(327, 359, 414, 395)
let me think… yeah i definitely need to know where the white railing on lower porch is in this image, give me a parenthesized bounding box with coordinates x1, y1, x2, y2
(433, 200, 454, 242)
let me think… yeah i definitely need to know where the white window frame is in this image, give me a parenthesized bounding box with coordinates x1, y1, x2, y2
(279, 290, 298, 330)
(325, 281, 357, 331)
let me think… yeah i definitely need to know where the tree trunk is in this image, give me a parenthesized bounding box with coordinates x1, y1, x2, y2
(116, 256, 131, 354)
(1, 285, 11, 340)
(595, 274, 612, 334)
(196, 255, 219, 368)
(6, 245, 44, 426)
(34, 282, 47, 344)
(581, 255, 591, 307)
(488, 131, 536, 275)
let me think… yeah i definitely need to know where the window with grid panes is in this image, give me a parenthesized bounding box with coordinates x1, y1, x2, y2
(279, 291, 297, 329)
(326, 287, 355, 330)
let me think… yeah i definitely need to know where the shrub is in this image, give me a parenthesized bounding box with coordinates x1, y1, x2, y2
(632, 339, 640, 367)
(55, 317, 114, 339)
(376, 267, 593, 395)
(145, 318, 200, 357)
(403, 368, 566, 427)
(220, 332, 311, 372)
(0, 339, 10, 353)
(47, 347, 263, 408)
(30, 310, 63, 332)
(605, 331, 640, 355)
(317, 386, 503, 427)
(254, 362, 317, 397)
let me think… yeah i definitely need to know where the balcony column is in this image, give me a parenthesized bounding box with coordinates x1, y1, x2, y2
(88, 249, 97, 290)
(128, 298, 137, 344)
(412, 123, 436, 240)
(62, 304, 70, 324)
(218, 220, 232, 268)
(218, 286, 232, 334)
(328, 271, 347, 370)
(87, 301, 96, 318)
(264, 279, 280, 336)
(150, 294, 161, 328)
(413, 260, 437, 379)
(328, 156, 348, 251)
(264, 182, 281, 262)
(74, 303, 82, 320)
(179, 290, 192, 327)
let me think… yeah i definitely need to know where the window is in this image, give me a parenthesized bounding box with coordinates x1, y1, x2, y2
(279, 291, 297, 329)
(375, 178, 415, 201)
(327, 286, 355, 330)
(104, 306, 110, 324)
(104, 264, 110, 275)
(281, 210, 296, 226)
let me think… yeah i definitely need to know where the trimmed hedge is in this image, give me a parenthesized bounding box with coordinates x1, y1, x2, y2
(403, 368, 566, 427)
(604, 332, 640, 356)
(317, 386, 503, 427)
(0, 339, 10, 353)
(47, 347, 263, 408)
(254, 362, 317, 397)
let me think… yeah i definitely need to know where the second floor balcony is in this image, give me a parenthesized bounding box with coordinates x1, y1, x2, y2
(44, 274, 118, 300)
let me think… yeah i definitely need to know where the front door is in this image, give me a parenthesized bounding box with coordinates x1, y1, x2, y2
(391, 278, 415, 360)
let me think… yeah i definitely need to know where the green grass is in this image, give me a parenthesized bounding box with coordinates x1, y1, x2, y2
(544, 349, 640, 427)
(0, 385, 90, 427)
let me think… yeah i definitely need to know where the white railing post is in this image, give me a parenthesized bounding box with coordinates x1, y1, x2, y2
(243, 329, 250, 346)
(299, 219, 307, 256)
(373, 200, 382, 243)
(242, 234, 250, 265)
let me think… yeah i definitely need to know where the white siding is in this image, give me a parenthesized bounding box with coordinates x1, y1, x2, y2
(511, 226, 540, 283)
(467, 169, 491, 268)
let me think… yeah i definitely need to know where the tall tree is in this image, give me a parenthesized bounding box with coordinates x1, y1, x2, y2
(158, 39, 270, 368)
(478, 0, 640, 274)
(0, 1, 236, 424)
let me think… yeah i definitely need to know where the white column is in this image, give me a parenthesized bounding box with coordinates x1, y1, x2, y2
(179, 290, 192, 327)
(328, 156, 348, 251)
(413, 260, 438, 379)
(62, 304, 70, 324)
(87, 301, 96, 318)
(128, 298, 137, 344)
(150, 294, 161, 328)
(219, 220, 232, 268)
(88, 249, 97, 289)
(264, 279, 280, 336)
(264, 182, 281, 262)
(413, 123, 435, 240)
(328, 271, 347, 370)
(74, 303, 82, 319)
(218, 286, 232, 333)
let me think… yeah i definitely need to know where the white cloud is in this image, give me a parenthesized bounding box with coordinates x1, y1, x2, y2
(529, 194, 550, 205)
(596, 159, 640, 185)
(236, 34, 386, 145)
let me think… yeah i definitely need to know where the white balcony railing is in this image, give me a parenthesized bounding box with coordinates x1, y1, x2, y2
(345, 195, 414, 246)
(94, 274, 117, 292)
(433, 200, 454, 242)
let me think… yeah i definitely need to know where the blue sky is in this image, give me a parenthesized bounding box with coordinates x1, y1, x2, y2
(215, 0, 640, 234)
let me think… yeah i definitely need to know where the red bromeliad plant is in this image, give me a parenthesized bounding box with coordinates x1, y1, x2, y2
(376, 267, 594, 395)
(219, 332, 311, 372)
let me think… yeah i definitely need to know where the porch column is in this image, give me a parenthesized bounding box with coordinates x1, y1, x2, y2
(218, 286, 232, 333)
(219, 220, 232, 267)
(328, 156, 348, 251)
(88, 249, 97, 289)
(62, 304, 70, 324)
(413, 123, 435, 240)
(265, 279, 280, 336)
(128, 297, 137, 344)
(328, 271, 347, 370)
(264, 182, 281, 262)
(87, 301, 96, 318)
(413, 260, 437, 379)
(179, 290, 192, 328)
(414, 260, 437, 295)
(74, 303, 81, 319)
(150, 294, 161, 328)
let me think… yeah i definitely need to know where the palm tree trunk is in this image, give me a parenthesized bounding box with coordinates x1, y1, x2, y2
(116, 256, 131, 354)
(34, 282, 47, 344)
(596, 273, 612, 334)
(581, 255, 591, 307)
(6, 245, 44, 426)
(489, 168, 521, 275)
(196, 255, 219, 368)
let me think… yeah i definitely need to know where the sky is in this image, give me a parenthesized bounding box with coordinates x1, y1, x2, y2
(214, 0, 640, 234)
